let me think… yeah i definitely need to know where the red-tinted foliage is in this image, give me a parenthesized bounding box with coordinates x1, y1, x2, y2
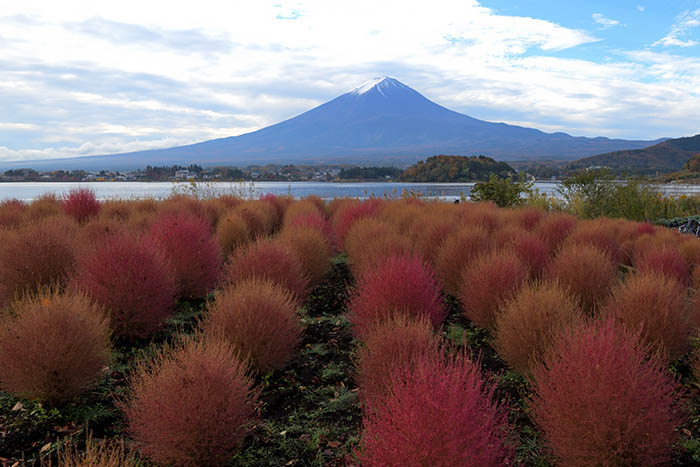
(491, 224, 527, 249)
(0, 290, 110, 404)
(285, 211, 337, 252)
(278, 226, 332, 289)
(235, 200, 278, 238)
(344, 218, 414, 277)
(215, 212, 250, 257)
(205, 279, 301, 374)
(147, 211, 222, 299)
(0, 199, 26, 228)
(283, 199, 322, 226)
(458, 201, 503, 232)
(227, 238, 309, 302)
(26, 192, 63, 221)
(563, 219, 623, 264)
(459, 250, 529, 329)
(358, 352, 514, 466)
(0, 218, 77, 306)
(413, 216, 455, 265)
(259, 193, 291, 227)
(333, 198, 383, 243)
(355, 315, 439, 408)
(602, 272, 694, 360)
(545, 243, 618, 313)
(512, 232, 550, 277)
(511, 206, 544, 231)
(348, 254, 445, 339)
(494, 281, 583, 374)
(536, 212, 577, 250)
(70, 234, 176, 340)
(63, 188, 101, 223)
(637, 222, 656, 235)
(680, 237, 700, 272)
(434, 225, 492, 296)
(79, 217, 128, 249)
(531, 320, 683, 466)
(634, 245, 690, 286)
(123, 337, 258, 466)
(99, 199, 134, 222)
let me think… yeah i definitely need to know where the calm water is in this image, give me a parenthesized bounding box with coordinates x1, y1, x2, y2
(1, 181, 699, 202)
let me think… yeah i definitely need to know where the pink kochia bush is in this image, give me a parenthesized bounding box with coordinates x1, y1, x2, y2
(70, 233, 176, 340)
(531, 320, 683, 466)
(634, 245, 690, 286)
(63, 187, 101, 223)
(348, 254, 446, 339)
(147, 211, 222, 299)
(358, 352, 514, 466)
(123, 337, 259, 466)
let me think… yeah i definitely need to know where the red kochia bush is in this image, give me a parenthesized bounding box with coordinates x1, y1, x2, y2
(531, 320, 683, 466)
(205, 279, 301, 374)
(70, 234, 176, 340)
(123, 337, 258, 466)
(355, 315, 439, 409)
(0, 218, 77, 306)
(358, 352, 514, 466)
(602, 272, 694, 360)
(536, 212, 577, 250)
(332, 198, 383, 243)
(512, 232, 550, 277)
(634, 245, 690, 286)
(459, 250, 529, 330)
(434, 225, 492, 296)
(0, 199, 26, 228)
(286, 211, 337, 252)
(343, 218, 414, 277)
(227, 238, 309, 302)
(63, 187, 101, 223)
(0, 291, 111, 404)
(546, 243, 618, 313)
(349, 254, 445, 339)
(147, 211, 222, 299)
(493, 281, 583, 374)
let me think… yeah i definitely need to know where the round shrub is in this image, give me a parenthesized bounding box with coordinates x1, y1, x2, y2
(123, 337, 258, 466)
(434, 225, 492, 296)
(355, 315, 439, 409)
(602, 272, 694, 360)
(205, 279, 302, 374)
(634, 245, 690, 286)
(235, 200, 278, 238)
(63, 187, 101, 224)
(0, 218, 77, 306)
(562, 219, 622, 264)
(536, 212, 577, 250)
(0, 290, 111, 404)
(278, 226, 332, 289)
(216, 211, 250, 257)
(147, 211, 222, 299)
(333, 198, 383, 243)
(227, 238, 309, 302)
(493, 281, 583, 374)
(511, 206, 544, 231)
(531, 320, 683, 466)
(70, 233, 176, 340)
(358, 352, 514, 466)
(26, 192, 63, 221)
(414, 216, 455, 265)
(545, 243, 618, 313)
(512, 232, 550, 278)
(0, 199, 26, 228)
(285, 211, 337, 252)
(459, 250, 529, 330)
(344, 217, 413, 277)
(348, 254, 445, 339)
(80, 217, 128, 248)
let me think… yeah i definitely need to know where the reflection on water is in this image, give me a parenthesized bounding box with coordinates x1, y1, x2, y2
(1, 181, 700, 202)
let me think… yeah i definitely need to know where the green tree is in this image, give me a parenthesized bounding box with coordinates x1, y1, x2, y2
(470, 173, 532, 207)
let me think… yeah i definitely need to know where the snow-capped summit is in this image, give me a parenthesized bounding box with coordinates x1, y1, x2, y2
(349, 76, 405, 96)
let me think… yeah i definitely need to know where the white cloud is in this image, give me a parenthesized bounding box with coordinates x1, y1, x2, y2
(637, 5, 646, 12)
(653, 9, 700, 47)
(592, 13, 621, 28)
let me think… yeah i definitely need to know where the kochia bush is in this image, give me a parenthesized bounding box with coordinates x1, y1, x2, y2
(205, 279, 302, 374)
(70, 233, 176, 340)
(348, 254, 446, 339)
(63, 187, 101, 223)
(147, 211, 222, 299)
(434, 225, 492, 296)
(531, 320, 683, 466)
(123, 337, 258, 466)
(277, 226, 332, 289)
(633, 245, 690, 286)
(215, 211, 250, 257)
(0, 290, 111, 404)
(358, 352, 514, 466)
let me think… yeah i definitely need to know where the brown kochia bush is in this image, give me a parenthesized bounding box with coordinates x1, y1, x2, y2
(434, 224, 492, 296)
(215, 211, 251, 257)
(493, 281, 583, 374)
(355, 315, 440, 409)
(70, 233, 176, 340)
(536, 212, 577, 251)
(205, 279, 302, 374)
(277, 225, 332, 289)
(531, 320, 683, 466)
(602, 272, 695, 361)
(0, 218, 77, 307)
(358, 352, 514, 466)
(0, 291, 111, 404)
(343, 217, 414, 277)
(459, 250, 529, 330)
(545, 243, 618, 313)
(633, 245, 690, 286)
(123, 337, 259, 466)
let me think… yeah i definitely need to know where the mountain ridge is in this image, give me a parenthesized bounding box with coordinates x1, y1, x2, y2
(1, 77, 667, 170)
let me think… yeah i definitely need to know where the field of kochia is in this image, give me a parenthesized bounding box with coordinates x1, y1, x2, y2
(2, 190, 700, 466)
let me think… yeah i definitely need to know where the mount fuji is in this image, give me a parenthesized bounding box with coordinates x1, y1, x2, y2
(4, 77, 664, 170)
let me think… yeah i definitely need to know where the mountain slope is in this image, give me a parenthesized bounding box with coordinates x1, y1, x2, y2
(2, 77, 666, 170)
(568, 134, 700, 175)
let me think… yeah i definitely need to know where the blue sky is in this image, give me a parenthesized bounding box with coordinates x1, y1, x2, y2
(1, 0, 699, 161)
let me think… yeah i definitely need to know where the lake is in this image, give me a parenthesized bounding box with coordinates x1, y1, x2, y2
(1, 181, 700, 202)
